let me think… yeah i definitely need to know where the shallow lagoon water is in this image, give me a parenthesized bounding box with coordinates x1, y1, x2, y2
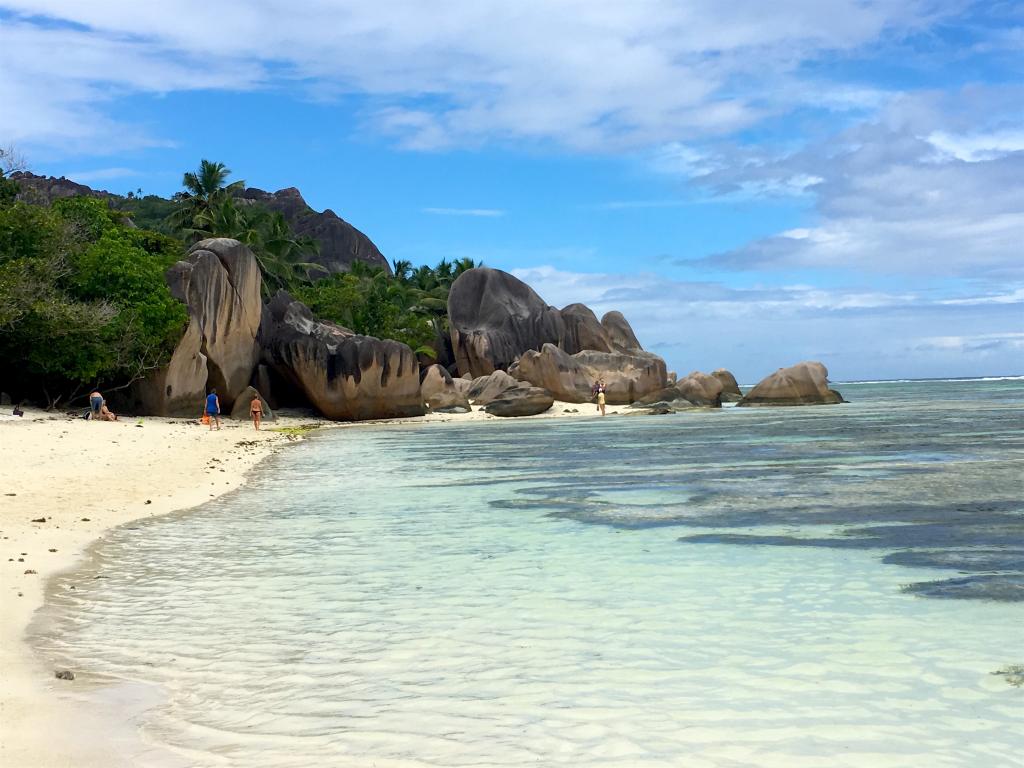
(37, 380, 1024, 766)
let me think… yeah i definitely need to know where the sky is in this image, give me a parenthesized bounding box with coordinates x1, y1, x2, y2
(1, 1, 1022, 382)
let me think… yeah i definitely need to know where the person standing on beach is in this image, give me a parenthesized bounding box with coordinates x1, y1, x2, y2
(89, 390, 103, 420)
(597, 379, 607, 416)
(249, 392, 263, 431)
(205, 389, 221, 431)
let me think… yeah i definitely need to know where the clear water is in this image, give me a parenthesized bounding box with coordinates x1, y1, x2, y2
(37, 379, 1024, 767)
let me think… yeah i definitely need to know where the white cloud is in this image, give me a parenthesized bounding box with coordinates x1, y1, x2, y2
(0, 1, 963, 152)
(422, 207, 505, 218)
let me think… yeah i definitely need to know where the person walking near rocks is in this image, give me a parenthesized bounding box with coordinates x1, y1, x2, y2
(593, 379, 607, 416)
(89, 390, 103, 420)
(249, 392, 263, 431)
(205, 389, 221, 431)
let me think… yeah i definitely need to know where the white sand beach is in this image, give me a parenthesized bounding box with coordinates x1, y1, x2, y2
(0, 401, 624, 767)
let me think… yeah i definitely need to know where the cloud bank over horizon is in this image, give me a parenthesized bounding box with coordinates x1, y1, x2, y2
(1, 1, 1021, 378)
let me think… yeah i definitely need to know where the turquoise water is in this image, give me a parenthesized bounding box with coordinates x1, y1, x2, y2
(38, 379, 1024, 766)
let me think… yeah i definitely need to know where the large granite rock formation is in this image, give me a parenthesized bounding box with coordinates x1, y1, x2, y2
(467, 370, 522, 405)
(259, 292, 425, 420)
(509, 343, 667, 404)
(601, 311, 643, 352)
(560, 303, 613, 354)
(738, 361, 844, 407)
(134, 238, 262, 415)
(483, 386, 554, 417)
(238, 186, 389, 275)
(420, 364, 471, 412)
(448, 268, 564, 378)
(674, 371, 724, 407)
(712, 369, 743, 402)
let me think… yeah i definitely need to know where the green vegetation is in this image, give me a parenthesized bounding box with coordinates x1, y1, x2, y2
(0, 186, 187, 407)
(0, 152, 482, 408)
(294, 257, 478, 356)
(168, 160, 320, 297)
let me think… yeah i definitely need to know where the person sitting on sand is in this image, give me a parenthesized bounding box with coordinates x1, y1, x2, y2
(89, 390, 103, 420)
(205, 389, 221, 431)
(250, 393, 263, 431)
(98, 400, 118, 421)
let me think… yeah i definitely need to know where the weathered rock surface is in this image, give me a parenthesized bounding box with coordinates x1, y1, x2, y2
(467, 370, 523, 405)
(560, 303, 613, 354)
(712, 369, 743, 402)
(509, 344, 667, 404)
(420, 364, 471, 412)
(134, 238, 262, 416)
(483, 386, 554, 417)
(448, 268, 564, 378)
(675, 371, 724, 407)
(229, 386, 276, 421)
(601, 311, 643, 352)
(738, 361, 844, 407)
(238, 186, 390, 275)
(260, 292, 425, 420)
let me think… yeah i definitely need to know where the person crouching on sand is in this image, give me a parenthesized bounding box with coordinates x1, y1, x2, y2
(89, 390, 103, 420)
(250, 393, 263, 431)
(205, 389, 221, 431)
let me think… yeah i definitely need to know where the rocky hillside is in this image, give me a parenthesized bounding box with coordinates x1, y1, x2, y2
(10, 172, 389, 276)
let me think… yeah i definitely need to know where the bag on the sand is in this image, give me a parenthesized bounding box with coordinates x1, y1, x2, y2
(202, 413, 210, 425)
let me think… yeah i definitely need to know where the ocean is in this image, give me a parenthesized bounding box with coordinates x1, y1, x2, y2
(34, 379, 1024, 766)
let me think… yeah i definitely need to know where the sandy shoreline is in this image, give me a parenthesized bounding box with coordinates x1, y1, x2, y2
(0, 400, 625, 767)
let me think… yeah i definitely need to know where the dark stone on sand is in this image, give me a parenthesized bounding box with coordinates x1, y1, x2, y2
(483, 386, 554, 417)
(30, 517, 45, 523)
(55, 670, 75, 680)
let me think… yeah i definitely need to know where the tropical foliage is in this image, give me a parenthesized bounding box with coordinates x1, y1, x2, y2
(168, 160, 320, 296)
(294, 258, 479, 355)
(0, 189, 187, 407)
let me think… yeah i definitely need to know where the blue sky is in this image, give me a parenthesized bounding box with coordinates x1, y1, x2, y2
(2, 1, 1022, 381)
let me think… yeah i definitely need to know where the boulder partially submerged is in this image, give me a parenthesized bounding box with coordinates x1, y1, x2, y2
(711, 369, 743, 402)
(738, 361, 844, 407)
(260, 292, 425, 420)
(674, 371, 724, 407)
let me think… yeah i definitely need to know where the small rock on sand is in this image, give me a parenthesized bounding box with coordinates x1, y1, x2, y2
(54, 670, 75, 681)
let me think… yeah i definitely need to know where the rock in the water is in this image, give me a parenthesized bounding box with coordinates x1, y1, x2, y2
(260, 292, 425, 421)
(483, 386, 554, 417)
(467, 370, 523, 405)
(738, 361, 844, 407)
(675, 371, 724, 407)
(134, 238, 263, 416)
(711, 368, 742, 402)
(229, 386, 276, 421)
(448, 267, 564, 378)
(601, 311, 643, 352)
(509, 344, 667, 404)
(560, 303, 613, 354)
(420, 364, 471, 412)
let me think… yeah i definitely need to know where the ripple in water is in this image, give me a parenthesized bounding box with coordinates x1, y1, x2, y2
(35, 380, 1024, 766)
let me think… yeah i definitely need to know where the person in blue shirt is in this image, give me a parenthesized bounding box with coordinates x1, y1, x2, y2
(205, 389, 221, 431)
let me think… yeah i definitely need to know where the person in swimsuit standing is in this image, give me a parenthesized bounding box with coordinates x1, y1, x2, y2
(249, 392, 263, 431)
(205, 388, 221, 431)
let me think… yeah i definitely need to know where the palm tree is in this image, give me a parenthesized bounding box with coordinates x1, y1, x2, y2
(168, 160, 245, 238)
(453, 257, 481, 277)
(391, 259, 413, 283)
